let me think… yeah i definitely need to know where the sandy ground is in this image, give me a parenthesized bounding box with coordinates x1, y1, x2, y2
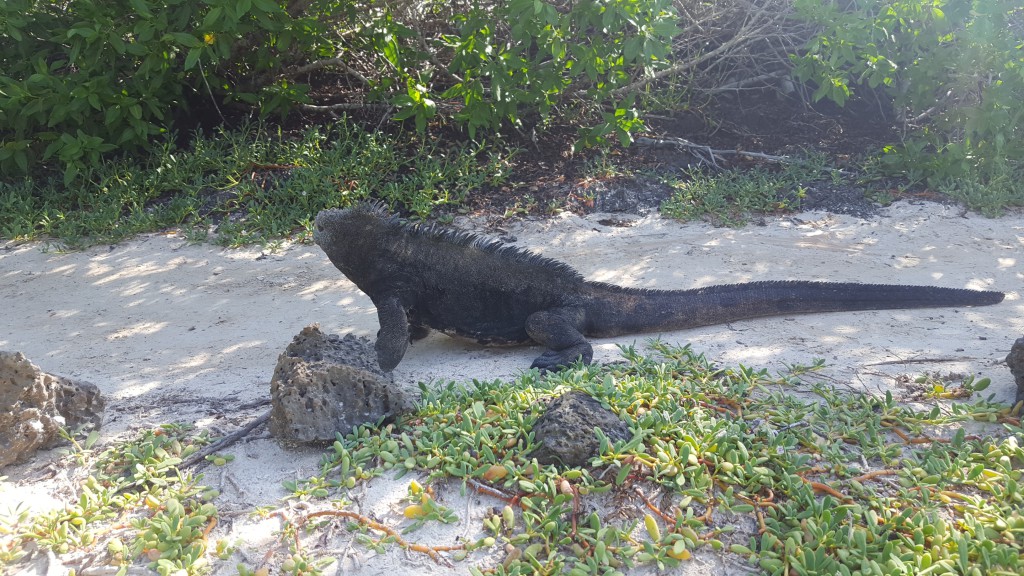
(1, 200, 1022, 574)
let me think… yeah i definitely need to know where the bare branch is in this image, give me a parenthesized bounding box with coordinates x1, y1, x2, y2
(297, 102, 390, 113)
(608, 1, 795, 99)
(277, 57, 370, 86)
(181, 409, 271, 469)
(707, 71, 789, 94)
(634, 135, 853, 175)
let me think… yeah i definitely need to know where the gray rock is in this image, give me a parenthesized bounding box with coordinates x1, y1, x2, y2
(531, 391, 631, 467)
(0, 351, 105, 469)
(1006, 336, 1024, 406)
(589, 177, 674, 216)
(270, 325, 413, 443)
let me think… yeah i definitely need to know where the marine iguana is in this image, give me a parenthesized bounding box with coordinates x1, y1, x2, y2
(313, 202, 1005, 372)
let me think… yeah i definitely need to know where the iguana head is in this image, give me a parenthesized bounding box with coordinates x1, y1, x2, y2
(313, 202, 394, 276)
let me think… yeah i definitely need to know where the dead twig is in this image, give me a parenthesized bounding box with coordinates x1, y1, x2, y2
(635, 136, 792, 165)
(880, 420, 980, 446)
(635, 136, 724, 169)
(802, 477, 853, 503)
(850, 469, 899, 483)
(865, 356, 977, 367)
(303, 509, 462, 567)
(297, 102, 390, 113)
(276, 57, 370, 86)
(181, 409, 272, 469)
(466, 478, 516, 503)
(633, 486, 675, 525)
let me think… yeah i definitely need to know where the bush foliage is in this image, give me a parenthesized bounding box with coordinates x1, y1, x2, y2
(791, 0, 1024, 190)
(0, 0, 341, 183)
(1, 0, 1021, 203)
(0, 0, 679, 182)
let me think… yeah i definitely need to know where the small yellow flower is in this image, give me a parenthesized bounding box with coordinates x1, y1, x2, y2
(203, 33, 215, 45)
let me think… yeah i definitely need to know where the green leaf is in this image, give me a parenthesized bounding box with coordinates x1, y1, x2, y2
(550, 38, 564, 60)
(171, 33, 202, 48)
(129, 0, 153, 18)
(103, 107, 120, 127)
(967, 463, 985, 480)
(202, 6, 223, 29)
(253, 0, 280, 13)
(109, 34, 126, 54)
(616, 127, 632, 147)
(63, 162, 80, 186)
(67, 28, 97, 40)
(615, 464, 631, 486)
(381, 36, 401, 68)
(623, 37, 642, 63)
(184, 48, 202, 71)
(42, 139, 62, 160)
(391, 94, 415, 107)
(652, 20, 681, 39)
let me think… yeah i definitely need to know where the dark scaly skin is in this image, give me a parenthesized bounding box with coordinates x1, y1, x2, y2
(313, 202, 1005, 372)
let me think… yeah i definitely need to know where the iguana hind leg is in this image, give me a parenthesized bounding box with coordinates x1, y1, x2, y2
(407, 308, 432, 341)
(525, 308, 593, 370)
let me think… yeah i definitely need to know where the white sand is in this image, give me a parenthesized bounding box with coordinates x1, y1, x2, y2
(1, 200, 1021, 574)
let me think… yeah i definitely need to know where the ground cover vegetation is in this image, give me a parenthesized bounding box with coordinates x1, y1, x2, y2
(1, 0, 1022, 246)
(2, 345, 1022, 574)
(1, 1, 1023, 573)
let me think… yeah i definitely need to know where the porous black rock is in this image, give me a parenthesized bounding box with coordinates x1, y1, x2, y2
(530, 391, 631, 467)
(0, 351, 104, 469)
(269, 325, 412, 443)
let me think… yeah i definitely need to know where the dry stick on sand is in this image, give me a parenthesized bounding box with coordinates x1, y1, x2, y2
(303, 510, 464, 567)
(865, 356, 977, 366)
(180, 409, 272, 469)
(850, 469, 900, 483)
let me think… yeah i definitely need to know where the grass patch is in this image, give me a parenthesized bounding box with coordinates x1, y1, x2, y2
(4, 345, 1020, 575)
(0, 121, 512, 248)
(936, 164, 1024, 218)
(660, 155, 841, 226)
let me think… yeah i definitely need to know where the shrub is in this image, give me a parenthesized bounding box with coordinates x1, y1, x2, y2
(435, 0, 679, 144)
(1, 0, 684, 183)
(0, 0, 334, 183)
(791, 0, 1024, 191)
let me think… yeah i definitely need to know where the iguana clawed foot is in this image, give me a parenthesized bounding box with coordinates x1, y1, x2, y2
(524, 308, 593, 371)
(530, 343, 594, 372)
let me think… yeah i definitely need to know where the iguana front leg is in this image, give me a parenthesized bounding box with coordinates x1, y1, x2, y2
(373, 295, 410, 371)
(525, 308, 593, 370)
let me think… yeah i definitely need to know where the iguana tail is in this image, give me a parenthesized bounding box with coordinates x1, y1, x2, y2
(581, 281, 1004, 338)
